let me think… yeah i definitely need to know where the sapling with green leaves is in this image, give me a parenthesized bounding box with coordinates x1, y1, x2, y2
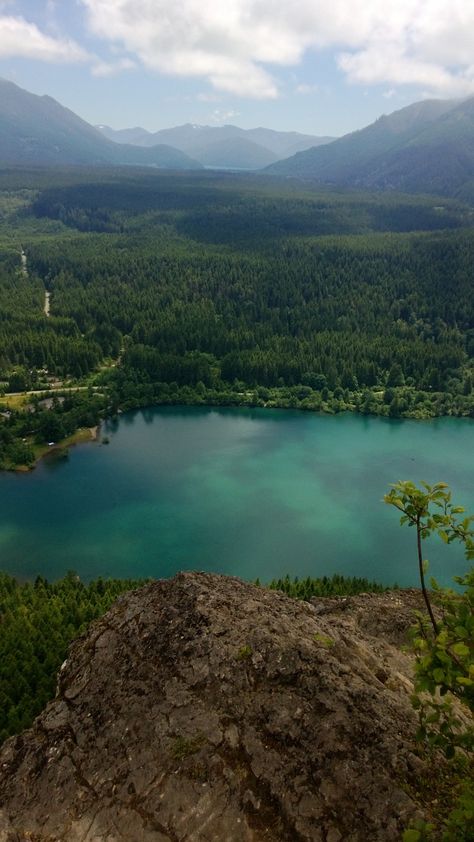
(384, 481, 473, 636)
(384, 481, 473, 713)
(384, 481, 473, 841)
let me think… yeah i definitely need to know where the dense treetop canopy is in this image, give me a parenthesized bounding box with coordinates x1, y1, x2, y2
(0, 170, 473, 467)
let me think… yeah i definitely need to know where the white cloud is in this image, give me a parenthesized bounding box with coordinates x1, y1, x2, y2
(81, 0, 280, 97)
(76, 1, 474, 100)
(92, 57, 136, 77)
(338, 44, 474, 98)
(0, 14, 90, 62)
(210, 108, 240, 124)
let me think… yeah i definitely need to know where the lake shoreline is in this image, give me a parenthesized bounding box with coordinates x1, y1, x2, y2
(1, 405, 472, 586)
(3, 374, 474, 475)
(10, 425, 100, 473)
(4, 389, 474, 474)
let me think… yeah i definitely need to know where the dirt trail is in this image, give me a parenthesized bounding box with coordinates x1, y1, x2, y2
(20, 248, 27, 276)
(20, 248, 51, 316)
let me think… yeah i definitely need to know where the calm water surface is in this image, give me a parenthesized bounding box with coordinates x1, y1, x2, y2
(0, 407, 472, 586)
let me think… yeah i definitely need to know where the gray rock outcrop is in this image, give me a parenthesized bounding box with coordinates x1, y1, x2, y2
(0, 573, 431, 841)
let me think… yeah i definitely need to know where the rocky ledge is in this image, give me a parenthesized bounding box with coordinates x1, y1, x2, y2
(0, 573, 432, 841)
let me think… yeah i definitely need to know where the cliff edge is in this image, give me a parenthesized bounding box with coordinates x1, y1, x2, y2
(0, 573, 432, 841)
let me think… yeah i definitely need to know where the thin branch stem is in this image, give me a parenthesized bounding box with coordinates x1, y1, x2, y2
(416, 514, 439, 636)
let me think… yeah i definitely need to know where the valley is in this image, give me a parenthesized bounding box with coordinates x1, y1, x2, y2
(1, 168, 474, 471)
(0, 35, 473, 841)
(1, 3, 474, 837)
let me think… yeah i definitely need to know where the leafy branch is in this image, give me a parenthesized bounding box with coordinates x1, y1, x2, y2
(384, 481, 473, 635)
(385, 481, 473, 841)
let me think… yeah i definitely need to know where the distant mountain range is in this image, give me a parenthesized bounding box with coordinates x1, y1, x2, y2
(0, 79, 202, 169)
(0, 77, 332, 171)
(266, 97, 474, 201)
(97, 123, 334, 170)
(2, 77, 474, 200)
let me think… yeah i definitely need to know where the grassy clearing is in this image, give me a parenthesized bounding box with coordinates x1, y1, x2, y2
(0, 393, 31, 410)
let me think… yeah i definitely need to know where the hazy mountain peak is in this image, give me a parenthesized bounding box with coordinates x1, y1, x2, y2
(0, 80, 202, 169)
(96, 121, 335, 170)
(266, 95, 474, 201)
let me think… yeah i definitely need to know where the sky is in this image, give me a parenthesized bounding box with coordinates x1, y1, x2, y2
(0, 0, 473, 136)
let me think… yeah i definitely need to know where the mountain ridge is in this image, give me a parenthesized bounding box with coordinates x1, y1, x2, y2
(265, 96, 474, 200)
(97, 121, 335, 170)
(0, 78, 202, 169)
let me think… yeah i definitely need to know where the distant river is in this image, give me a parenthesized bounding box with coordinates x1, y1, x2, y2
(0, 407, 472, 586)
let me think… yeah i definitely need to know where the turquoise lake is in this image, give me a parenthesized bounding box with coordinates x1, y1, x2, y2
(0, 407, 472, 586)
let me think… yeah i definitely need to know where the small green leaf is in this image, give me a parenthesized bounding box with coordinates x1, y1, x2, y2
(452, 642, 470, 657)
(402, 830, 421, 842)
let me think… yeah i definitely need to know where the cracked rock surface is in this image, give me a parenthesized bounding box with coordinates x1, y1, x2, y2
(0, 573, 430, 841)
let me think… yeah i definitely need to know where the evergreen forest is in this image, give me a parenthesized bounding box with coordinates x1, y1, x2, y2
(1, 168, 474, 468)
(0, 572, 143, 744)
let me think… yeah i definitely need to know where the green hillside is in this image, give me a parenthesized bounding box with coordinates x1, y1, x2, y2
(266, 96, 474, 201)
(0, 79, 202, 170)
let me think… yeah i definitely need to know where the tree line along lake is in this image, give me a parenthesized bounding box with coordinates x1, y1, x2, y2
(0, 406, 472, 587)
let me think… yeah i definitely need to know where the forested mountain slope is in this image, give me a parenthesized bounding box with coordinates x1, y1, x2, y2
(266, 96, 474, 201)
(0, 79, 201, 169)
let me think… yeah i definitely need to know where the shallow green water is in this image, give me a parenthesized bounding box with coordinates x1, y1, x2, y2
(0, 407, 472, 586)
